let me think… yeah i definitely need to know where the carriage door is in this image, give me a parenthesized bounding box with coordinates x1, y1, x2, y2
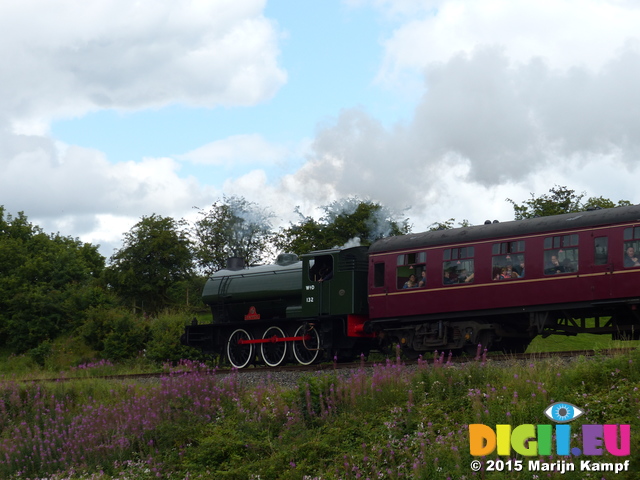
(591, 234, 612, 300)
(368, 259, 388, 318)
(303, 254, 334, 316)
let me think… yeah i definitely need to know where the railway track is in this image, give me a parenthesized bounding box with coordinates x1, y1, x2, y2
(11, 347, 636, 385)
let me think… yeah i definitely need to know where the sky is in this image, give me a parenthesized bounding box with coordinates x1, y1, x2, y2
(2, 0, 640, 258)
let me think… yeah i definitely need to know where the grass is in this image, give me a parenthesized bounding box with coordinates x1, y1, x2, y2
(0, 349, 638, 479)
(527, 332, 640, 352)
(0, 314, 638, 479)
(526, 316, 640, 352)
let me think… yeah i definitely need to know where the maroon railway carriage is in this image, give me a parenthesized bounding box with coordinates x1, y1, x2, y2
(366, 204, 640, 356)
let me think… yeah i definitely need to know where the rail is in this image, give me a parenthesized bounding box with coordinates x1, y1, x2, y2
(10, 347, 636, 384)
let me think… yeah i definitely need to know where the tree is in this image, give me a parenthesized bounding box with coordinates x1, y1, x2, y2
(0, 207, 107, 352)
(507, 185, 631, 220)
(193, 196, 274, 275)
(275, 198, 411, 255)
(428, 218, 471, 231)
(104, 214, 193, 315)
(583, 196, 632, 211)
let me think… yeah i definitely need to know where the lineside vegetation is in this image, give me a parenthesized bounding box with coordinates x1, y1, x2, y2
(0, 348, 638, 479)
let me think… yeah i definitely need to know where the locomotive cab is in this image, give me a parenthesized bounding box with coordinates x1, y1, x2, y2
(300, 246, 369, 318)
(299, 246, 374, 360)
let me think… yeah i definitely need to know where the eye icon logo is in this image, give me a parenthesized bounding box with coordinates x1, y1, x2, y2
(544, 402, 584, 423)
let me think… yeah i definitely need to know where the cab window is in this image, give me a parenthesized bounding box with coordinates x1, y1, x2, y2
(309, 255, 334, 282)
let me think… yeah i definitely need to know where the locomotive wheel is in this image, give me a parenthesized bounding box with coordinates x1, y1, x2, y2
(226, 328, 254, 369)
(261, 326, 287, 367)
(292, 324, 321, 365)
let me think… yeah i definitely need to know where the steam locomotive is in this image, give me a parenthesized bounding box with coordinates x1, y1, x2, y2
(181, 204, 640, 367)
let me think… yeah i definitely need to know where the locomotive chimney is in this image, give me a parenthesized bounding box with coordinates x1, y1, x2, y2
(226, 257, 245, 271)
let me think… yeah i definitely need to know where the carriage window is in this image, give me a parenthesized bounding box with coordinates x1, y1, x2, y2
(396, 252, 426, 289)
(544, 235, 579, 275)
(623, 226, 640, 241)
(373, 262, 385, 287)
(492, 241, 525, 280)
(594, 237, 608, 265)
(443, 247, 474, 285)
(623, 228, 640, 267)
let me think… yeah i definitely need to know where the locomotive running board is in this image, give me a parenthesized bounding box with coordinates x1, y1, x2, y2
(237, 334, 310, 345)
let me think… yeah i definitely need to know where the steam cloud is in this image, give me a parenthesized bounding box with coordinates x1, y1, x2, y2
(294, 45, 640, 216)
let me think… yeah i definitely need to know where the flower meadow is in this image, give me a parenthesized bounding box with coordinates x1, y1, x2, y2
(0, 351, 639, 480)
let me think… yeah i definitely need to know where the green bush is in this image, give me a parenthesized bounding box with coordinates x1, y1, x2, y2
(0, 351, 39, 375)
(80, 307, 149, 361)
(45, 334, 98, 370)
(103, 314, 149, 361)
(27, 340, 52, 367)
(145, 312, 205, 363)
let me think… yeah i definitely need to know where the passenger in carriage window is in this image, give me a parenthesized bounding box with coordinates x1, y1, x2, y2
(504, 263, 519, 279)
(624, 246, 640, 267)
(460, 270, 474, 283)
(544, 254, 564, 275)
(443, 270, 457, 285)
(493, 266, 503, 280)
(497, 267, 510, 280)
(458, 269, 469, 282)
(518, 260, 525, 277)
(561, 257, 575, 272)
(418, 270, 427, 287)
(403, 274, 418, 288)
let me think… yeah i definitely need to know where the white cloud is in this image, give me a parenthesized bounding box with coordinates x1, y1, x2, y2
(374, 0, 640, 88)
(0, 139, 216, 219)
(178, 134, 290, 167)
(280, 39, 640, 229)
(5, 0, 640, 260)
(247, 0, 638, 233)
(0, 0, 286, 133)
(221, 169, 312, 225)
(0, 126, 220, 260)
(0, 0, 286, 255)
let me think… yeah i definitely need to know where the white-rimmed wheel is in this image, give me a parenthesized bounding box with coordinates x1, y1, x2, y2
(260, 326, 287, 367)
(292, 324, 321, 365)
(226, 328, 254, 369)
